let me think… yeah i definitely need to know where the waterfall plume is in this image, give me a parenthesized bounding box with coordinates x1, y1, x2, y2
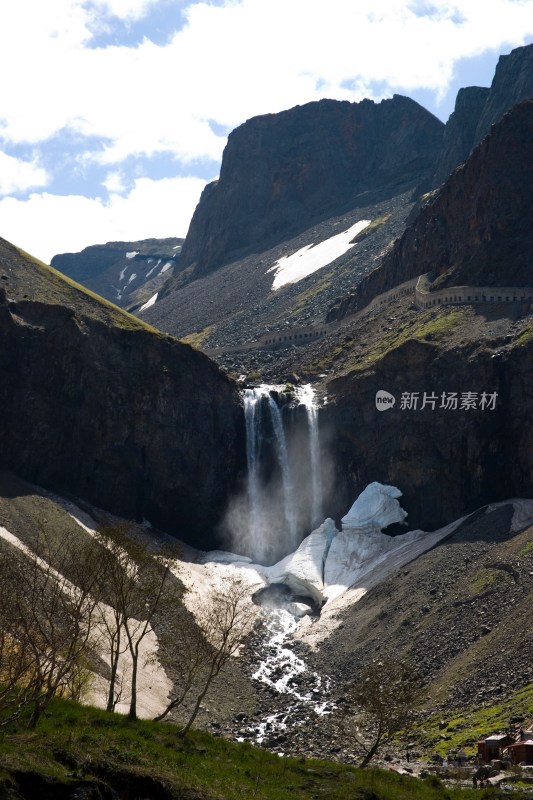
(267, 395, 298, 552)
(297, 384, 323, 529)
(235, 384, 324, 565)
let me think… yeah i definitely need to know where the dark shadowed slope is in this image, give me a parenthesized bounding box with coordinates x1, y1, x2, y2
(0, 238, 245, 548)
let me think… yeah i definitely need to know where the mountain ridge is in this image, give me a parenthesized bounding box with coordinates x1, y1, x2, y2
(51, 236, 184, 312)
(426, 42, 533, 190)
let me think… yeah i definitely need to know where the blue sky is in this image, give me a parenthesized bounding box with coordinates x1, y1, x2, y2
(0, 0, 532, 264)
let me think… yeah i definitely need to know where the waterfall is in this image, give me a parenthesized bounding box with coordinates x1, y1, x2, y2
(268, 396, 298, 552)
(242, 384, 323, 563)
(244, 388, 262, 546)
(242, 386, 298, 562)
(297, 384, 323, 529)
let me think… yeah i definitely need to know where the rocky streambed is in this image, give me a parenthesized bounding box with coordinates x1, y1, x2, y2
(237, 609, 334, 750)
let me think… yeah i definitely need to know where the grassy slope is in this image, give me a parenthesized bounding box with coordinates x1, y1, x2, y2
(0, 698, 492, 800)
(413, 682, 533, 757)
(287, 289, 533, 385)
(0, 239, 167, 337)
(300, 305, 467, 378)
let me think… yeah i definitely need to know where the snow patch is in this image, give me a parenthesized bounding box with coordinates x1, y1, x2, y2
(160, 260, 173, 274)
(126, 251, 138, 259)
(172, 557, 263, 631)
(127, 272, 137, 285)
(138, 293, 158, 313)
(145, 258, 161, 278)
(268, 219, 371, 290)
(119, 266, 128, 282)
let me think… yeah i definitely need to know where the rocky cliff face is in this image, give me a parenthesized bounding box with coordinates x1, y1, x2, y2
(428, 43, 533, 189)
(0, 239, 245, 548)
(475, 43, 533, 143)
(323, 331, 533, 533)
(51, 238, 183, 311)
(328, 99, 533, 320)
(430, 86, 489, 188)
(177, 96, 443, 279)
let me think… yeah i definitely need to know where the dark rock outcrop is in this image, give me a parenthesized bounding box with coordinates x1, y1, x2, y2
(0, 239, 245, 548)
(475, 43, 533, 143)
(324, 334, 533, 532)
(177, 96, 443, 279)
(430, 86, 489, 187)
(328, 99, 533, 320)
(52, 238, 183, 310)
(427, 43, 533, 190)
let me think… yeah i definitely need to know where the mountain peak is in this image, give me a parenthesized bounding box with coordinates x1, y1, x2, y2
(177, 94, 443, 281)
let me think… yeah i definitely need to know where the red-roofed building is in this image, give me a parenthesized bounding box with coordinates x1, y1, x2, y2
(508, 740, 533, 765)
(477, 734, 515, 762)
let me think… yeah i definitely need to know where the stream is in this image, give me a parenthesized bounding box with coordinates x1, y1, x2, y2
(243, 609, 334, 746)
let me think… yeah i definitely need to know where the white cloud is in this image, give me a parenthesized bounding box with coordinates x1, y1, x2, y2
(0, 152, 50, 195)
(1, 0, 533, 164)
(0, 175, 206, 263)
(0, 0, 532, 259)
(103, 170, 128, 192)
(87, 0, 162, 21)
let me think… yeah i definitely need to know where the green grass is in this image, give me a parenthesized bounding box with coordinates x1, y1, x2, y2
(411, 683, 533, 757)
(519, 541, 533, 557)
(15, 246, 167, 337)
(352, 309, 466, 371)
(180, 324, 216, 348)
(467, 567, 513, 595)
(0, 696, 503, 800)
(290, 271, 334, 314)
(308, 308, 466, 375)
(513, 326, 533, 347)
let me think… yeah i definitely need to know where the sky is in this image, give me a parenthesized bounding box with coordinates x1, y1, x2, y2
(1, 0, 533, 264)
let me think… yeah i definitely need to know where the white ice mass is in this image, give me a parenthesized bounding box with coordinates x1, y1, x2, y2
(341, 481, 407, 532)
(197, 482, 479, 618)
(268, 219, 371, 290)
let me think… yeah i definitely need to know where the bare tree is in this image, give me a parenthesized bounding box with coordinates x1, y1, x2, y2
(0, 530, 103, 728)
(154, 580, 259, 737)
(338, 659, 419, 768)
(0, 551, 42, 725)
(92, 528, 137, 713)
(152, 612, 209, 723)
(93, 526, 180, 721)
